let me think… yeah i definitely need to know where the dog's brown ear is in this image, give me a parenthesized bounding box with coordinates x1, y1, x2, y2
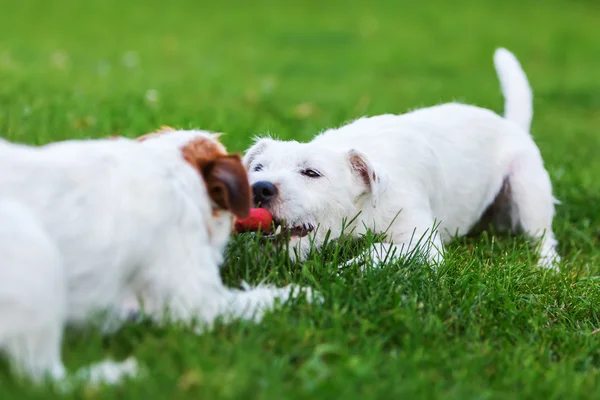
(203, 155, 251, 219)
(181, 137, 249, 218)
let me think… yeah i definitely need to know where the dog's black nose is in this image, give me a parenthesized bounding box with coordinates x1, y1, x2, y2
(252, 181, 278, 205)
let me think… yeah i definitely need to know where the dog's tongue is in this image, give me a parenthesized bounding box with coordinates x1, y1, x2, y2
(234, 208, 273, 233)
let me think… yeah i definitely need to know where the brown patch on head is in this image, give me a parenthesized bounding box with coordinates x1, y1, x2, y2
(181, 136, 227, 168)
(135, 125, 176, 142)
(182, 137, 250, 219)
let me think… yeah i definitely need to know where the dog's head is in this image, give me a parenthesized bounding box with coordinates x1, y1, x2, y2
(243, 136, 383, 261)
(138, 127, 251, 252)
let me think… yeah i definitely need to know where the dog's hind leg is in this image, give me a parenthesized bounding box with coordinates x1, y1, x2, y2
(3, 323, 66, 382)
(0, 201, 139, 388)
(506, 150, 560, 269)
(0, 199, 67, 383)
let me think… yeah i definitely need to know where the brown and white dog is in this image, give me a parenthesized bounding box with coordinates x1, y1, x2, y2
(0, 128, 313, 385)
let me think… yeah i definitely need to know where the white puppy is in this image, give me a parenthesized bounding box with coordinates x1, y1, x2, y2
(243, 48, 559, 269)
(0, 129, 310, 385)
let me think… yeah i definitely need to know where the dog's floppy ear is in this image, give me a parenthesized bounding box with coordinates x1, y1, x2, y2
(242, 137, 274, 169)
(202, 155, 251, 219)
(181, 137, 250, 219)
(348, 149, 380, 208)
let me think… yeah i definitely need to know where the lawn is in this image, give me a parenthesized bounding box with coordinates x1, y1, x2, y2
(1, 0, 600, 398)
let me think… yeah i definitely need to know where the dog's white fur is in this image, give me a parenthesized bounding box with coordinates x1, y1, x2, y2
(0, 130, 310, 385)
(244, 48, 559, 269)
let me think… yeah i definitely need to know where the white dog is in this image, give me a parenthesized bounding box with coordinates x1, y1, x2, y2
(0, 129, 311, 385)
(243, 48, 559, 269)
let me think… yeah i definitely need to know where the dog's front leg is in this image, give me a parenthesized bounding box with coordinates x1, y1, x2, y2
(215, 283, 319, 324)
(341, 242, 403, 270)
(135, 252, 317, 331)
(342, 214, 444, 269)
(140, 279, 316, 331)
(342, 240, 442, 270)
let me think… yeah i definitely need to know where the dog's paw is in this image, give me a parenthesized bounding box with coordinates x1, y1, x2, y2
(537, 254, 561, 272)
(75, 357, 142, 386)
(340, 242, 444, 272)
(241, 281, 321, 304)
(55, 357, 142, 393)
(340, 254, 377, 271)
(229, 283, 321, 323)
(339, 246, 392, 271)
(276, 284, 323, 305)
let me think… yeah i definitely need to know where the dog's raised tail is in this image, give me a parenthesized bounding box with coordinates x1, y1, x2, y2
(493, 48, 533, 132)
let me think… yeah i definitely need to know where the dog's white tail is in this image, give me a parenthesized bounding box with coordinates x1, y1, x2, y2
(493, 48, 533, 132)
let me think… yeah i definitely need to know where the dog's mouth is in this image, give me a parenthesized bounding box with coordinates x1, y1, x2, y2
(270, 219, 315, 239)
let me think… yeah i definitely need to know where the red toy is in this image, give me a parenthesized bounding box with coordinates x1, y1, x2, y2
(234, 208, 273, 233)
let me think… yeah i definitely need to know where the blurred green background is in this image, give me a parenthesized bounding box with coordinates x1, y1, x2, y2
(1, 0, 599, 398)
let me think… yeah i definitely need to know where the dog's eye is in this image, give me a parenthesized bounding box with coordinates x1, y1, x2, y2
(253, 164, 263, 172)
(301, 169, 322, 178)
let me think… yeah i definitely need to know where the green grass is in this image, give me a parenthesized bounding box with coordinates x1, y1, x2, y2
(1, 0, 600, 398)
